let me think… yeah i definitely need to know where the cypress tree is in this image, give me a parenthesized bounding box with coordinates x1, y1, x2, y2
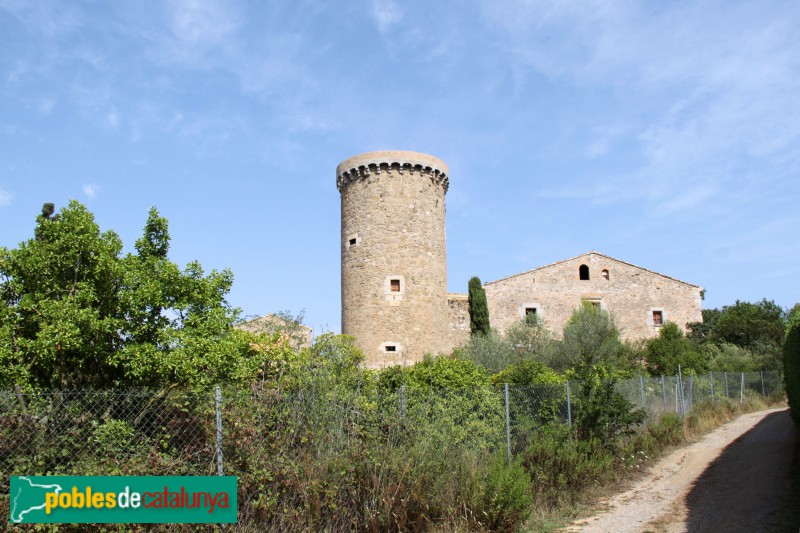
(468, 276, 490, 336)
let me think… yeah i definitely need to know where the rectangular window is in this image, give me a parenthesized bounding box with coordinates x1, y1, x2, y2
(390, 279, 401, 292)
(525, 307, 537, 316)
(349, 238, 357, 246)
(385, 345, 397, 352)
(582, 299, 601, 309)
(653, 310, 663, 326)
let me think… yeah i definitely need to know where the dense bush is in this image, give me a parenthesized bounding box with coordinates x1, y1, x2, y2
(703, 342, 765, 372)
(646, 322, 706, 375)
(490, 360, 564, 386)
(785, 311, 800, 426)
(456, 330, 518, 374)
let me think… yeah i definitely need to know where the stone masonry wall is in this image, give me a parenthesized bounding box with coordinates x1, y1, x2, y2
(483, 252, 703, 341)
(339, 151, 450, 369)
(447, 293, 471, 352)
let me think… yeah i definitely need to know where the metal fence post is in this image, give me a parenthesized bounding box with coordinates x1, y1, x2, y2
(399, 385, 406, 428)
(725, 371, 729, 398)
(639, 376, 648, 426)
(740, 372, 745, 403)
(688, 374, 694, 410)
(661, 375, 666, 413)
(566, 381, 572, 428)
(675, 381, 679, 414)
(760, 371, 766, 396)
(504, 384, 511, 462)
(678, 366, 686, 417)
(639, 376, 645, 408)
(215, 386, 224, 476)
(709, 372, 714, 404)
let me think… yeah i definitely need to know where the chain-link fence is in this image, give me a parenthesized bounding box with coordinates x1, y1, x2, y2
(0, 370, 784, 527)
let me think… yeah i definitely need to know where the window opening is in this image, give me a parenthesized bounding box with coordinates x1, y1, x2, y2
(652, 310, 663, 326)
(601, 269, 609, 280)
(579, 264, 590, 280)
(390, 279, 401, 292)
(385, 345, 397, 352)
(349, 238, 357, 246)
(525, 307, 537, 316)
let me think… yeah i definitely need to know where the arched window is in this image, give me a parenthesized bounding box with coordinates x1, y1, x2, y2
(579, 264, 590, 280)
(601, 269, 609, 280)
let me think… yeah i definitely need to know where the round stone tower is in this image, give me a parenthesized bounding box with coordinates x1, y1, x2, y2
(337, 150, 450, 368)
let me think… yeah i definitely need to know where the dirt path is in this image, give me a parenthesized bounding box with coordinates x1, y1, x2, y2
(565, 407, 796, 533)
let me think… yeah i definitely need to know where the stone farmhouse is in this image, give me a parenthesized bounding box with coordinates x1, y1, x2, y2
(235, 314, 313, 350)
(336, 150, 703, 369)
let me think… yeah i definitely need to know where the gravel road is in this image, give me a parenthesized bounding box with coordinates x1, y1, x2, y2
(565, 407, 796, 533)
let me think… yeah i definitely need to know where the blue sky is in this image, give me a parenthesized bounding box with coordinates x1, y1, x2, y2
(1, 0, 798, 335)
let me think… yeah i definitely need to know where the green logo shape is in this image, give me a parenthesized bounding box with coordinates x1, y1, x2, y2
(9, 476, 237, 524)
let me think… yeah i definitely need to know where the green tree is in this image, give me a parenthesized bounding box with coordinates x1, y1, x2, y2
(505, 313, 555, 359)
(468, 276, 490, 336)
(0, 201, 125, 389)
(710, 299, 785, 349)
(559, 306, 644, 444)
(687, 308, 722, 345)
(689, 300, 786, 370)
(0, 201, 280, 391)
(455, 330, 516, 374)
(558, 304, 623, 372)
(645, 322, 705, 376)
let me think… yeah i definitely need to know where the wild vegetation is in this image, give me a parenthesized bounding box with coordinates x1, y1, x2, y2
(0, 202, 792, 531)
(785, 305, 800, 426)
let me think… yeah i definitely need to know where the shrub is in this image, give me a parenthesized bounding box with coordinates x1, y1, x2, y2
(559, 304, 624, 372)
(472, 452, 532, 531)
(785, 314, 800, 426)
(457, 331, 517, 374)
(522, 423, 614, 507)
(490, 360, 564, 386)
(646, 322, 706, 375)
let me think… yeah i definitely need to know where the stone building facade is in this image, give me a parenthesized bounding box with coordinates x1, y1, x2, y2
(338, 151, 703, 368)
(480, 252, 704, 342)
(235, 314, 313, 350)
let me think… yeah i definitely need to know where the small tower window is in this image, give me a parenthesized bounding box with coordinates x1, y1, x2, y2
(601, 269, 609, 280)
(346, 233, 360, 249)
(390, 279, 401, 292)
(579, 264, 590, 280)
(381, 342, 402, 353)
(525, 307, 537, 316)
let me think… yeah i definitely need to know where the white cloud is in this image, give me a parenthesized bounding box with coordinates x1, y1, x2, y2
(371, 0, 403, 33)
(82, 183, 99, 199)
(0, 186, 12, 206)
(168, 0, 239, 44)
(36, 98, 55, 114)
(106, 111, 119, 129)
(480, 0, 800, 216)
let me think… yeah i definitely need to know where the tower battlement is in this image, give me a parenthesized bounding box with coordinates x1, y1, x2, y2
(336, 150, 449, 193)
